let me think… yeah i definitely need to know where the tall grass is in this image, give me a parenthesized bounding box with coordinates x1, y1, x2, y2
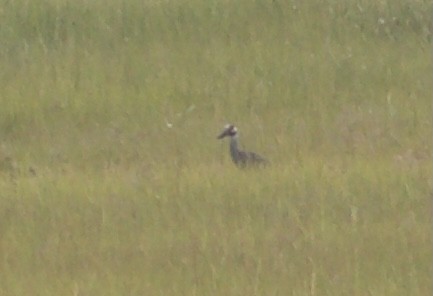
(0, 0, 431, 295)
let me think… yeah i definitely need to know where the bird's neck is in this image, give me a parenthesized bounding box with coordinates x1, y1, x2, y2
(230, 135, 239, 163)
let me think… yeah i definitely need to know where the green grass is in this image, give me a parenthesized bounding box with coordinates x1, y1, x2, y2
(0, 0, 431, 295)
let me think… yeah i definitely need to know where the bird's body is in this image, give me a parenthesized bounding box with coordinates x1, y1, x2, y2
(218, 124, 268, 168)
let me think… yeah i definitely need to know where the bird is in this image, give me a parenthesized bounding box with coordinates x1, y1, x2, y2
(217, 124, 268, 168)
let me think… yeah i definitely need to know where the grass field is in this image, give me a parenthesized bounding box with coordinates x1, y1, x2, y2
(0, 0, 431, 295)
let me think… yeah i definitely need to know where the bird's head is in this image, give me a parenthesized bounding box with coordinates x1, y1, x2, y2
(217, 124, 238, 139)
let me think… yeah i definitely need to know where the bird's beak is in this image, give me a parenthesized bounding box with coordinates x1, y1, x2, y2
(217, 129, 229, 139)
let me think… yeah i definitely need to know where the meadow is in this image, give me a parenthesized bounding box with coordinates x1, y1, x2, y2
(0, 0, 431, 295)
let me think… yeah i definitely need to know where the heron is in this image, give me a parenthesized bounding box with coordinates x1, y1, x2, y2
(217, 124, 268, 168)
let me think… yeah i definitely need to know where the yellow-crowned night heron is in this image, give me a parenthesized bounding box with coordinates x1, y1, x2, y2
(217, 124, 268, 168)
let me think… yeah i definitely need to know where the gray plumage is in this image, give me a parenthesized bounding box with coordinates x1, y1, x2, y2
(217, 124, 268, 168)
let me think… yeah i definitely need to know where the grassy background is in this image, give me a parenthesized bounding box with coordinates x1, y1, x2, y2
(0, 0, 431, 295)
